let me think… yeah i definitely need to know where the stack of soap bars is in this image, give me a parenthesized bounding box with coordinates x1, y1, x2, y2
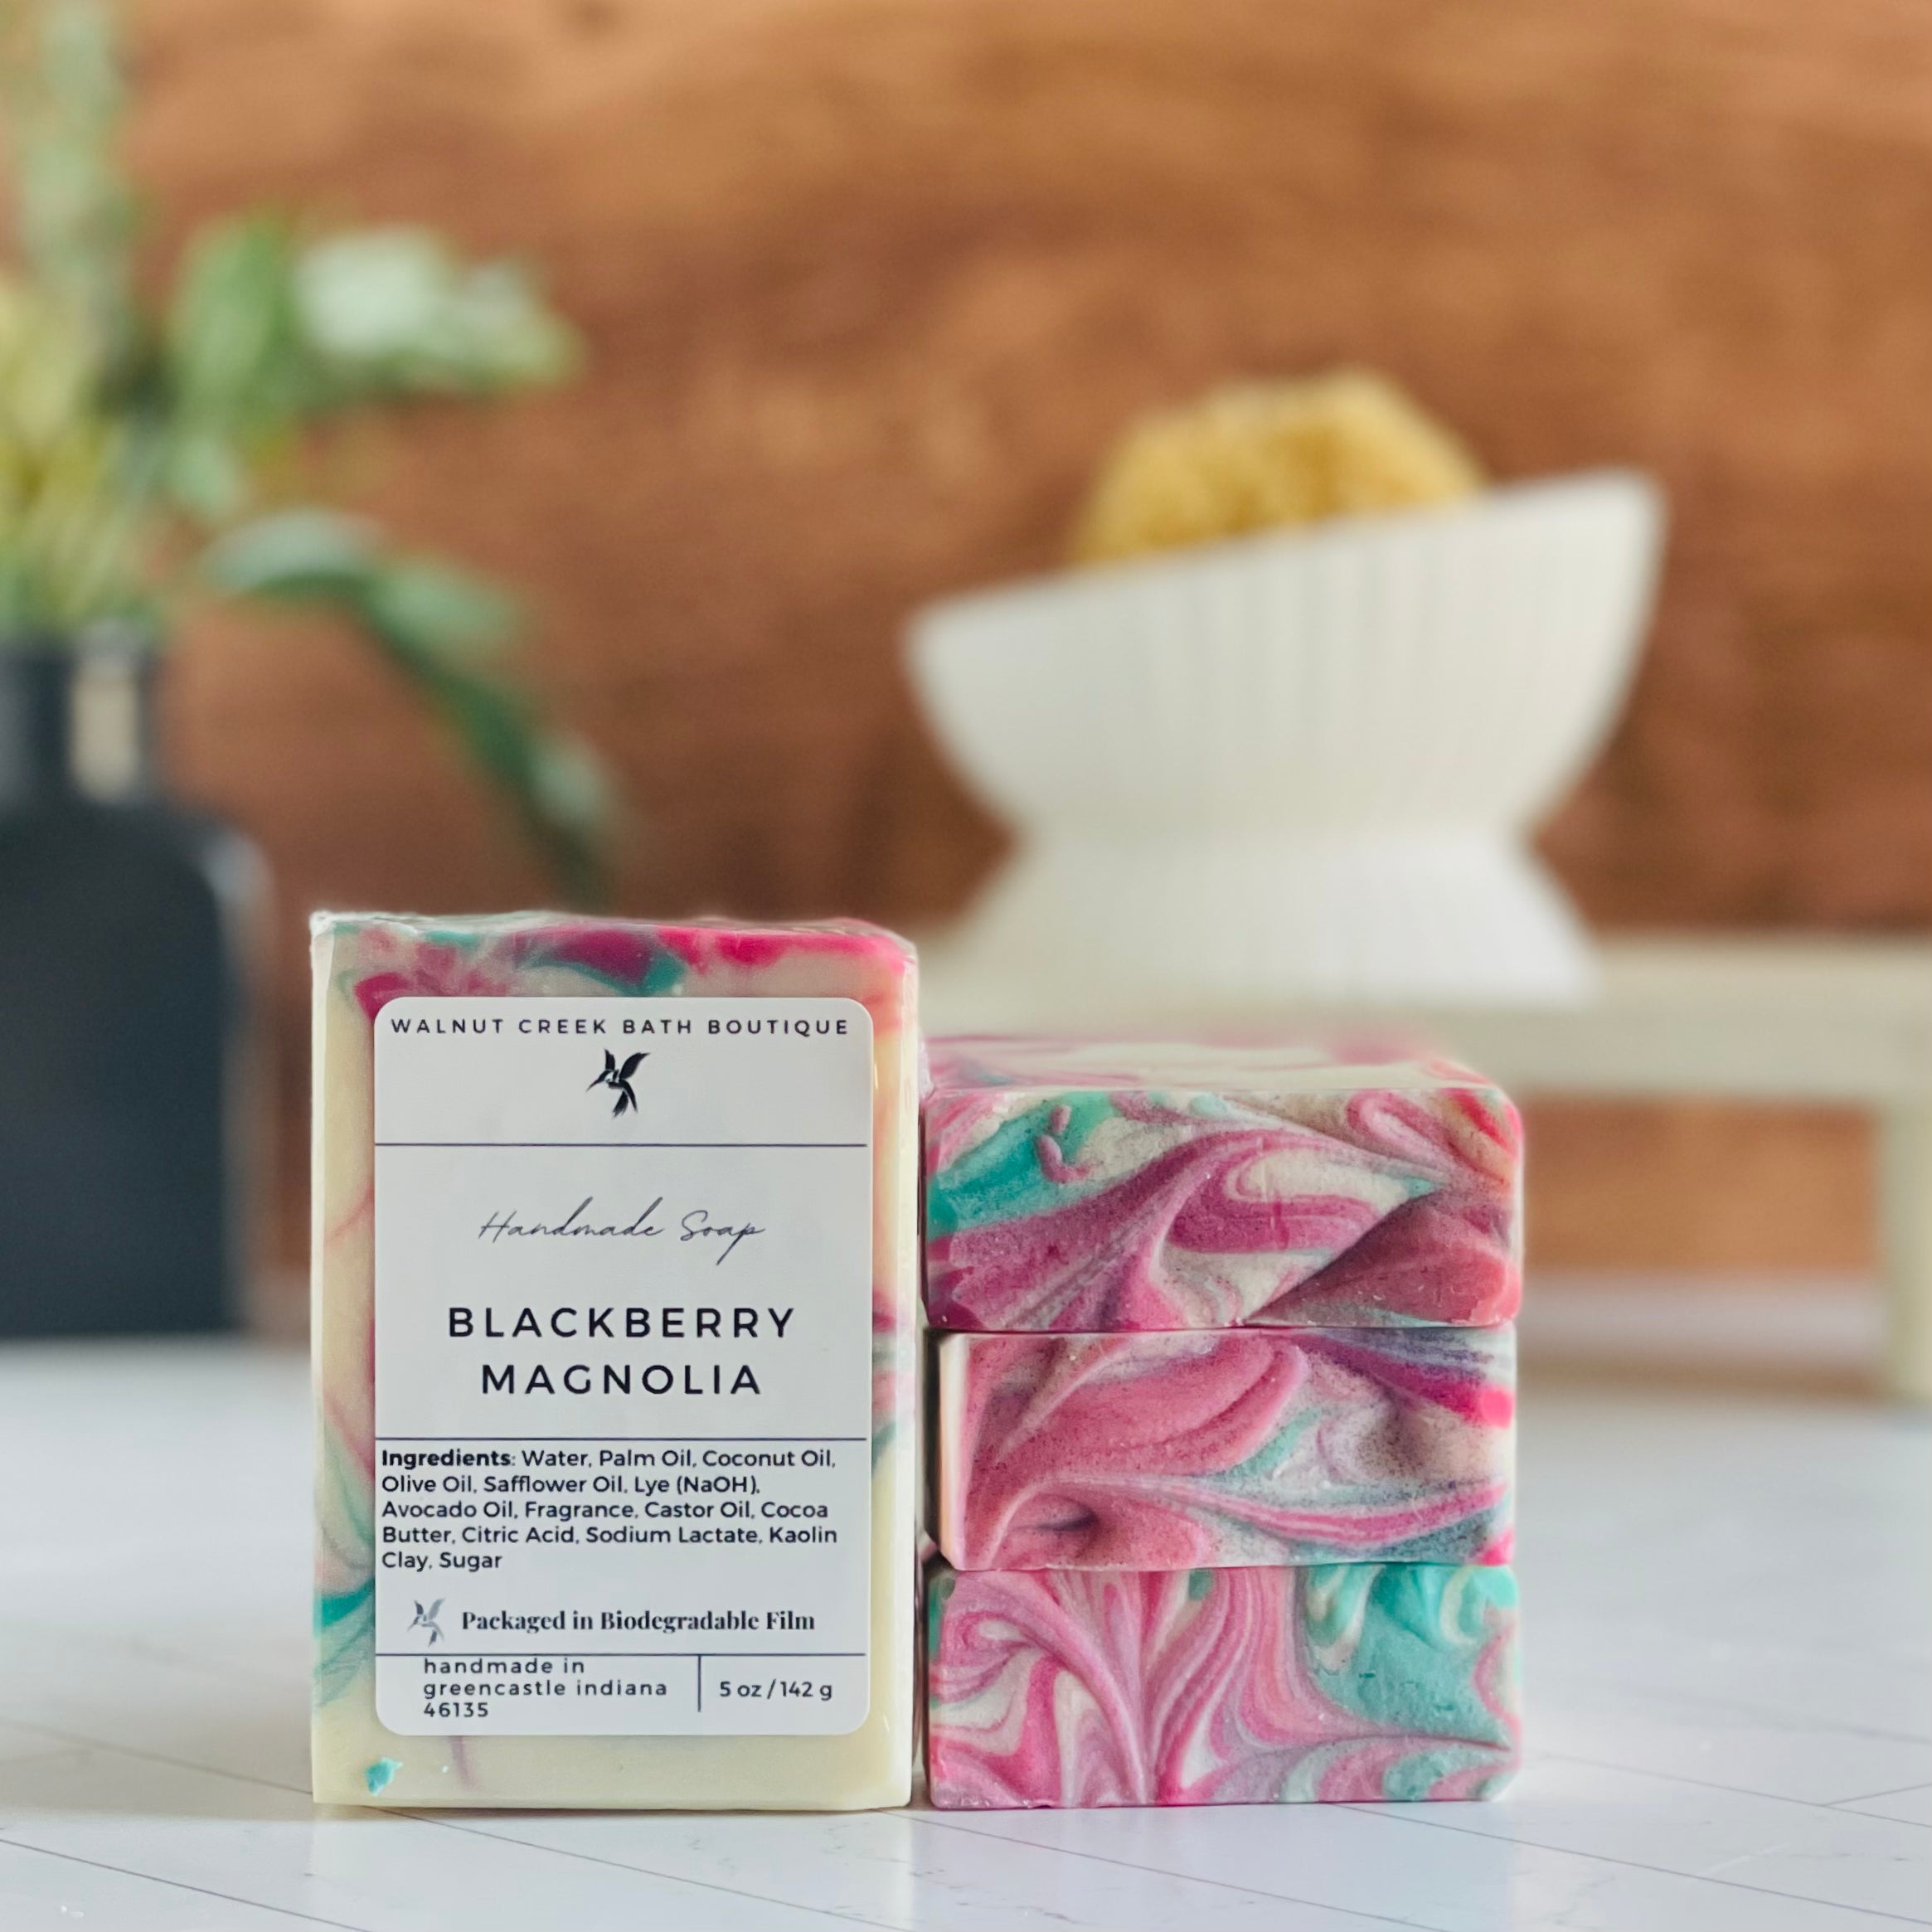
(920, 1036, 1524, 1808)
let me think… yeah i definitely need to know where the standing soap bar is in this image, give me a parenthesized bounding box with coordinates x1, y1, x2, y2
(311, 912, 918, 1809)
(925, 1036, 1520, 1332)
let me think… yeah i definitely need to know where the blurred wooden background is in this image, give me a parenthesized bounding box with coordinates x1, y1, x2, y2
(125, 0, 1928, 1300)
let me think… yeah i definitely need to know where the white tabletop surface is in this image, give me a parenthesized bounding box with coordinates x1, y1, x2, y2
(0, 1332, 1925, 1932)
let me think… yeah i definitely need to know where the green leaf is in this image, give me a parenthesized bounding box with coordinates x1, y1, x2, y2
(160, 214, 314, 519)
(203, 507, 391, 598)
(1, 0, 140, 382)
(293, 226, 579, 399)
(362, 557, 517, 656)
(0, 274, 155, 629)
(156, 220, 580, 527)
(201, 509, 613, 903)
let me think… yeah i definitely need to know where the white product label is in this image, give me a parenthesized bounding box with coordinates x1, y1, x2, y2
(371, 997, 874, 1736)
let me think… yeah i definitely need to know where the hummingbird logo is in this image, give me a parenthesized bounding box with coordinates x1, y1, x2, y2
(408, 1599, 444, 1647)
(590, 1049, 647, 1117)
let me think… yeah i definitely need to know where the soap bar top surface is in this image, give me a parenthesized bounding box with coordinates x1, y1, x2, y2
(336, 909, 915, 1008)
(925, 1561, 1520, 1809)
(925, 1035, 1521, 1332)
(310, 911, 919, 1809)
(935, 1325, 1513, 1571)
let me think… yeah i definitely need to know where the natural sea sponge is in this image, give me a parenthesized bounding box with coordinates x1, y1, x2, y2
(1070, 369, 1484, 564)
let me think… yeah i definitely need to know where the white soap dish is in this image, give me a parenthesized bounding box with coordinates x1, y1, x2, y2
(908, 469, 1664, 1017)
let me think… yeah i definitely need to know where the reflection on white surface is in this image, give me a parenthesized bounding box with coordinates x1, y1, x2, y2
(0, 1327, 1925, 1931)
(1520, 1274, 1886, 1390)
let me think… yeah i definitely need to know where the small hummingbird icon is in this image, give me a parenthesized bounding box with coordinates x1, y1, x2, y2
(590, 1049, 647, 1116)
(409, 1599, 444, 1646)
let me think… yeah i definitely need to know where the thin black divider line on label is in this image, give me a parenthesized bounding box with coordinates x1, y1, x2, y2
(376, 1434, 867, 1442)
(374, 1139, 867, 1148)
(377, 1651, 865, 1659)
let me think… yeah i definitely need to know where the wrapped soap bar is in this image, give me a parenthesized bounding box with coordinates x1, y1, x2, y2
(311, 913, 918, 1809)
(935, 1325, 1513, 1570)
(925, 1036, 1520, 1332)
(925, 1561, 1520, 1808)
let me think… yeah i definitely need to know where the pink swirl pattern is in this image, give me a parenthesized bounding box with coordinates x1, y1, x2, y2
(925, 1561, 1521, 1808)
(310, 912, 920, 1807)
(925, 1035, 1520, 1332)
(935, 1325, 1513, 1570)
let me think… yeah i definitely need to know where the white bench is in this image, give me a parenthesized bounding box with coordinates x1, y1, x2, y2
(920, 934, 1932, 1400)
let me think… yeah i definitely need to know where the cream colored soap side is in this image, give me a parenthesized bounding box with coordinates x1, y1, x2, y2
(310, 920, 917, 1809)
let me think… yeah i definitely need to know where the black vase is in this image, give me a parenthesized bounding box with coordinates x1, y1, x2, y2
(0, 639, 265, 1337)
